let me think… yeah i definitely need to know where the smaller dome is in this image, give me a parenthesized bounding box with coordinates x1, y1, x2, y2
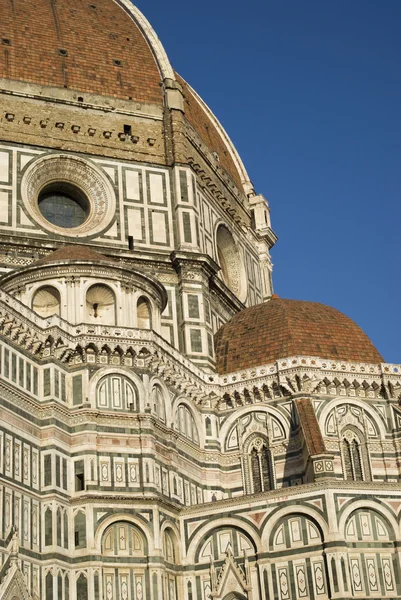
(34, 245, 117, 266)
(215, 297, 383, 374)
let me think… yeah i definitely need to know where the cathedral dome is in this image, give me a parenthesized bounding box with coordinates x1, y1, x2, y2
(215, 297, 383, 374)
(0, 0, 250, 192)
(0, 0, 164, 103)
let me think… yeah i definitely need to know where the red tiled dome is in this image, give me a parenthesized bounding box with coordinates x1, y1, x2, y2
(0, 0, 163, 103)
(215, 297, 383, 374)
(0, 0, 247, 190)
(34, 245, 117, 265)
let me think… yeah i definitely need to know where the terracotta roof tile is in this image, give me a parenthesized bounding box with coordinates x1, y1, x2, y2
(215, 298, 383, 374)
(34, 245, 117, 266)
(176, 73, 243, 190)
(0, 0, 162, 103)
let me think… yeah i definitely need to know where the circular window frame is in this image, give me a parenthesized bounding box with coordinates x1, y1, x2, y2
(21, 154, 116, 238)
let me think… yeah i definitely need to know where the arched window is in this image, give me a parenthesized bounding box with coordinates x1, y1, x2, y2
(245, 437, 274, 494)
(32, 286, 61, 317)
(97, 375, 138, 411)
(342, 428, 370, 481)
(175, 404, 199, 445)
(151, 385, 165, 422)
(137, 297, 151, 329)
(86, 284, 116, 325)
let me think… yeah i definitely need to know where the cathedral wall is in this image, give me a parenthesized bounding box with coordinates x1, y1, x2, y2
(0, 135, 271, 370)
(2, 322, 401, 600)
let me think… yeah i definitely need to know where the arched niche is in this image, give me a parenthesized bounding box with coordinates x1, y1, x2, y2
(85, 284, 116, 325)
(163, 528, 177, 564)
(137, 296, 151, 329)
(102, 521, 146, 557)
(216, 224, 246, 302)
(344, 508, 395, 542)
(97, 374, 138, 412)
(270, 513, 323, 551)
(196, 526, 256, 564)
(32, 285, 61, 317)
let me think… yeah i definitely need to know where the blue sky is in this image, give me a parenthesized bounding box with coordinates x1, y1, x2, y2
(135, 0, 401, 363)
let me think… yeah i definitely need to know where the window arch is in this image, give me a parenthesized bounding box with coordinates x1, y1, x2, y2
(175, 404, 199, 444)
(244, 436, 275, 494)
(85, 284, 116, 325)
(97, 375, 138, 411)
(341, 427, 371, 482)
(151, 385, 166, 422)
(137, 296, 151, 329)
(32, 285, 61, 317)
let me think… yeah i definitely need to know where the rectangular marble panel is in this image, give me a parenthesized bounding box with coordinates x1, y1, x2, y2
(150, 210, 167, 244)
(0, 151, 10, 184)
(0, 190, 11, 224)
(126, 207, 144, 241)
(149, 172, 165, 204)
(125, 169, 141, 201)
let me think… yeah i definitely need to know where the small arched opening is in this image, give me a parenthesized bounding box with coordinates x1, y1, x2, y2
(32, 285, 61, 317)
(137, 296, 151, 329)
(85, 284, 116, 325)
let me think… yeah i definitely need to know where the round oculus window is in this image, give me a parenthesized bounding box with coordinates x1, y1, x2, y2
(38, 182, 90, 229)
(20, 154, 116, 238)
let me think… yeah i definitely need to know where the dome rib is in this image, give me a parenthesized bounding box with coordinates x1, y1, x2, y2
(176, 73, 248, 192)
(214, 298, 383, 375)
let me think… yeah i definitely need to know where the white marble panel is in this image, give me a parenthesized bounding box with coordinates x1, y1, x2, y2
(126, 170, 140, 200)
(149, 172, 164, 204)
(0, 152, 9, 183)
